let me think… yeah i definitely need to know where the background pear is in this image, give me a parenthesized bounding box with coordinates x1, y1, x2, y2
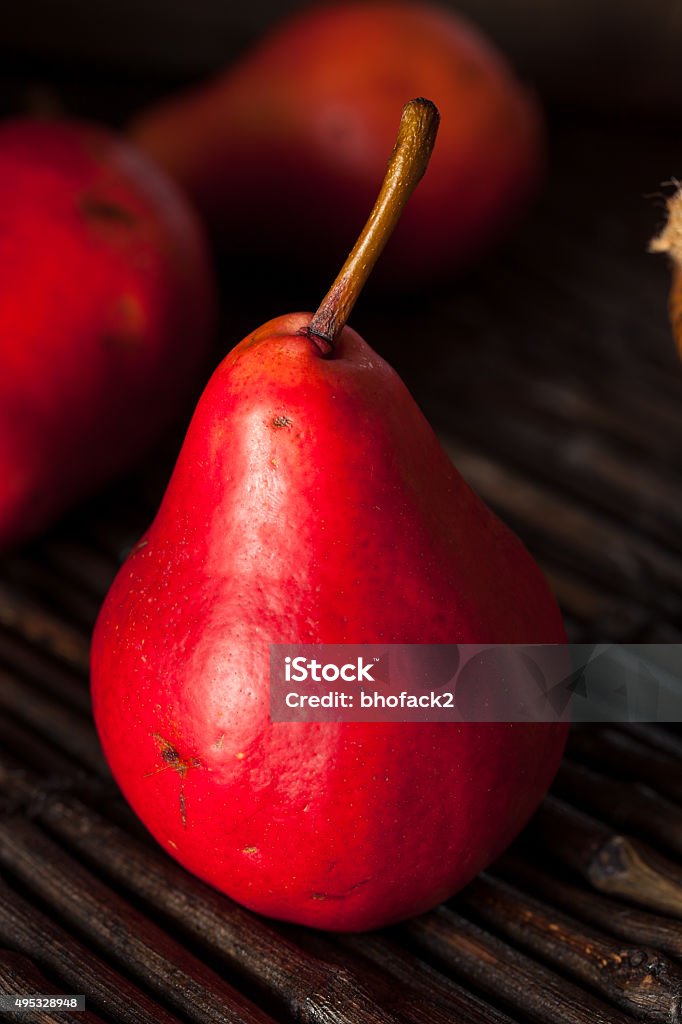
(92, 101, 567, 932)
(131, 1, 544, 288)
(0, 118, 216, 549)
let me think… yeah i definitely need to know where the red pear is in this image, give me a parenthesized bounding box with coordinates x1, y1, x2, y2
(131, 0, 544, 286)
(92, 100, 566, 932)
(0, 118, 216, 549)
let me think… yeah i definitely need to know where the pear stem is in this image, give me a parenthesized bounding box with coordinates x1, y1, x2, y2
(308, 97, 440, 354)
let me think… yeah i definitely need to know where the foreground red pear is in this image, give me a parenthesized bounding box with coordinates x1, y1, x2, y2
(0, 118, 215, 549)
(131, 0, 543, 287)
(92, 100, 567, 932)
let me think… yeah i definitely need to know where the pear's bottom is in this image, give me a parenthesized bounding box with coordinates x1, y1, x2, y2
(101, 719, 568, 932)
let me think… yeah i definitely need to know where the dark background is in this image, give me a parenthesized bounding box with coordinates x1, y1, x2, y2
(1, 5, 682, 1024)
(2, 0, 682, 111)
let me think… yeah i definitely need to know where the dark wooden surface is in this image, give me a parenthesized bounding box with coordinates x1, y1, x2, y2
(0, 58, 682, 1024)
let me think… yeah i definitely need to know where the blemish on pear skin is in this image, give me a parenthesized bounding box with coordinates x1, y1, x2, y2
(242, 845, 258, 855)
(311, 879, 370, 901)
(271, 415, 292, 429)
(146, 732, 201, 830)
(81, 195, 137, 225)
(148, 732, 201, 778)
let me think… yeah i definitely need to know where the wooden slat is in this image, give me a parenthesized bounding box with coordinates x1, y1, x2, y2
(554, 759, 682, 855)
(495, 857, 682, 961)
(0, 817, 277, 1024)
(531, 796, 682, 916)
(0, 950, 104, 1024)
(0, 583, 89, 674)
(0, 881, 185, 1024)
(0, 668, 107, 777)
(568, 728, 682, 804)
(460, 873, 682, 1022)
(0, 757, 448, 1024)
(403, 906, 630, 1024)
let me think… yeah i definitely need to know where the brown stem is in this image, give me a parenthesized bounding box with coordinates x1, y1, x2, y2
(308, 98, 439, 354)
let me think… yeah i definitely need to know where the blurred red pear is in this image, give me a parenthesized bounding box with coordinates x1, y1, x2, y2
(131, 1, 545, 287)
(0, 118, 216, 548)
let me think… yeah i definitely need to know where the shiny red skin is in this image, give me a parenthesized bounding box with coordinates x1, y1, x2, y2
(0, 119, 215, 549)
(131, 1, 544, 286)
(92, 314, 567, 932)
